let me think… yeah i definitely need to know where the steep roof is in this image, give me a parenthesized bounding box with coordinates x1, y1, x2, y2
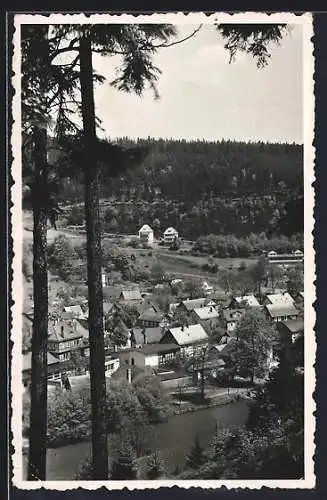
(139, 224, 153, 234)
(163, 227, 178, 235)
(279, 318, 304, 333)
(232, 295, 260, 307)
(266, 303, 299, 318)
(48, 320, 84, 342)
(120, 289, 142, 301)
(266, 292, 294, 305)
(193, 306, 219, 320)
(131, 327, 163, 345)
(167, 324, 208, 346)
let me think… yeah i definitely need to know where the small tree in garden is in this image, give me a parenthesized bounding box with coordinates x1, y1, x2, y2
(110, 439, 137, 480)
(145, 451, 165, 479)
(186, 435, 206, 469)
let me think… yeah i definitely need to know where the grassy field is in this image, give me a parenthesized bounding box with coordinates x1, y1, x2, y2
(23, 211, 257, 290)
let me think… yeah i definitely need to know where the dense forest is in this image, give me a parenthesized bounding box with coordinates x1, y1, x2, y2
(55, 138, 303, 240)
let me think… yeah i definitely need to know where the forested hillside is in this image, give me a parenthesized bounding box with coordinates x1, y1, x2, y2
(56, 138, 303, 240)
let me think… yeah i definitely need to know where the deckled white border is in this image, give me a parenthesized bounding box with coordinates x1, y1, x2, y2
(11, 11, 316, 490)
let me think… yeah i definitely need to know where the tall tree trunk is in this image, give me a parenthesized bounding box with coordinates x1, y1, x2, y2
(79, 34, 108, 480)
(28, 124, 48, 481)
(27, 24, 50, 481)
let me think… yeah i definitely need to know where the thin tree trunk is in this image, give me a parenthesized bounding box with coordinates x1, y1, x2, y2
(28, 124, 48, 481)
(79, 34, 108, 480)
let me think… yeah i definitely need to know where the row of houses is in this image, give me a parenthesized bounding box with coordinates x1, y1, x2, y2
(22, 287, 304, 389)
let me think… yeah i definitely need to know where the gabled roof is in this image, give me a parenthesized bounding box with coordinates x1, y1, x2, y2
(222, 309, 244, 322)
(163, 227, 178, 235)
(231, 295, 260, 307)
(48, 320, 84, 342)
(139, 224, 153, 234)
(181, 298, 216, 312)
(63, 305, 84, 317)
(265, 292, 294, 305)
(120, 289, 143, 301)
(266, 303, 299, 318)
(167, 324, 208, 346)
(23, 352, 59, 372)
(193, 306, 219, 320)
(137, 310, 164, 323)
(131, 327, 163, 345)
(278, 318, 304, 333)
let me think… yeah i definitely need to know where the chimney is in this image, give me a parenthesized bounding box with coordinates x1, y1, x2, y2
(181, 325, 184, 332)
(61, 325, 64, 338)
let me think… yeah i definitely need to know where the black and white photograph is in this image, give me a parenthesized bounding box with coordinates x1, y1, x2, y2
(11, 12, 315, 489)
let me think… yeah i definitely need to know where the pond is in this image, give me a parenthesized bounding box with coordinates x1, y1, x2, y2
(22, 401, 249, 480)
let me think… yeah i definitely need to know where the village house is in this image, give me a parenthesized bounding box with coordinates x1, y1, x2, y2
(138, 224, 154, 246)
(277, 318, 304, 345)
(177, 297, 216, 315)
(163, 226, 179, 245)
(48, 319, 84, 361)
(191, 305, 219, 331)
(228, 295, 261, 309)
(119, 289, 143, 307)
(263, 292, 295, 306)
(63, 304, 86, 319)
(118, 343, 180, 370)
(160, 323, 209, 357)
(221, 309, 245, 334)
(265, 303, 299, 323)
(130, 327, 163, 347)
(135, 309, 167, 329)
(202, 281, 214, 295)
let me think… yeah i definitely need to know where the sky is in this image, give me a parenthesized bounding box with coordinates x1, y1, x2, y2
(91, 24, 303, 144)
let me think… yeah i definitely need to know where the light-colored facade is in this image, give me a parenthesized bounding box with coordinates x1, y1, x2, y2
(163, 227, 178, 245)
(138, 224, 154, 246)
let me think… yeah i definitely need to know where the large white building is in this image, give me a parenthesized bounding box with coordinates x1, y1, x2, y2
(163, 227, 178, 245)
(138, 224, 154, 246)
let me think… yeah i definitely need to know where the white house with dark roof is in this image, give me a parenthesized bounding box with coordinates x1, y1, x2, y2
(265, 303, 299, 323)
(163, 227, 178, 245)
(138, 224, 154, 246)
(160, 323, 209, 356)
